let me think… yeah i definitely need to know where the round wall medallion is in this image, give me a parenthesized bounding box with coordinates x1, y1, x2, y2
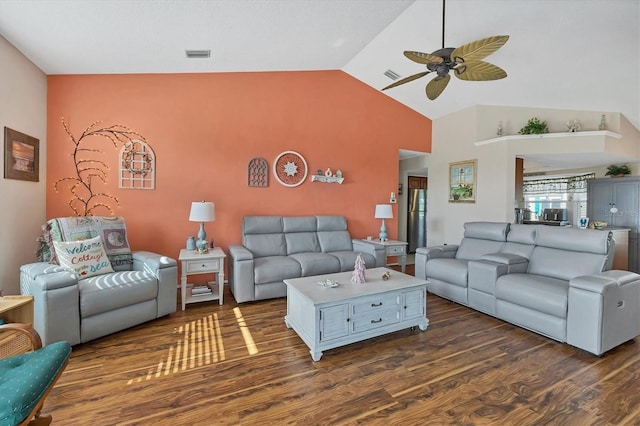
(273, 150, 308, 187)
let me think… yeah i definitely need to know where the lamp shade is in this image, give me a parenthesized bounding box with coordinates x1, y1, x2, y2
(374, 204, 393, 219)
(189, 201, 215, 222)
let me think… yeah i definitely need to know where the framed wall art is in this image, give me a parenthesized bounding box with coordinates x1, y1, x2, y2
(4, 127, 39, 182)
(449, 159, 476, 203)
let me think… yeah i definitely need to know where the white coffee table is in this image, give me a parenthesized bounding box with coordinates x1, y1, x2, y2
(284, 267, 428, 361)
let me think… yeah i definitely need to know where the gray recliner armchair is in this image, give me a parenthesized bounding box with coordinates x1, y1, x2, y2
(20, 217, 177, 346)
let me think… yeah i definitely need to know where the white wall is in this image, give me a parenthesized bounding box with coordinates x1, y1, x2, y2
(426, 105, 640, 246)
(427, 106, 513, 245)
(0, 36, 47, 295)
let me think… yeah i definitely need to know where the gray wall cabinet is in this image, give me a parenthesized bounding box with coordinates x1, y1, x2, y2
(587, 176, 640, 273)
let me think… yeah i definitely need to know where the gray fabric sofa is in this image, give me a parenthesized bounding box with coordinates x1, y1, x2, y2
(20, 217, 177, 346)
(228, 215, 385, 303)
(416, 222, 640, 355)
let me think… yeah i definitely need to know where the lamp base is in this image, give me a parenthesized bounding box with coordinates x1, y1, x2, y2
(379, 219, 388, 241)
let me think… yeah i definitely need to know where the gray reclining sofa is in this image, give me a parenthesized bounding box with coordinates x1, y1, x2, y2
(416, 222, 640, 355)
(228, 215, 386, 303)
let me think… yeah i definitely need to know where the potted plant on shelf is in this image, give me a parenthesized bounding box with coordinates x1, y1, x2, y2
(605, 164, 631, 177)
(518, 117, 549, 135)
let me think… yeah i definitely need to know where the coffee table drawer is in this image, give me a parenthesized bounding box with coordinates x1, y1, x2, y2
(351, 309, 401, 333)
(351, 294, 400, 315)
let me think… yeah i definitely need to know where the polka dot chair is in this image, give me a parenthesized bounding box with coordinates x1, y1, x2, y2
(0, 323, 71, 425)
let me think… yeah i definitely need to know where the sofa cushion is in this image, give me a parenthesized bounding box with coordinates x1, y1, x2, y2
(456, 239, 506, 261)
(316, 215, 348, 232)
(53, 236, 114, 279)
(243, 216, 283, 234)
(254, 256, 302, 284)
(502, 224, 536, 259)
(318, 231, 353, 252)
(328, 251, 376, 272)
(244, 233, 287, 257)
(427, 258, 469, 287)
(455, 222, 509, 260)
(536, 226, 610, 254)
(283, 216, 317, 233)
(528, 247, 608, 281)
(79, 270, 158, 318)
(285, 232, 320, 255)
(495, 273, 569, 318)
(464, 222, 510, 241)
(289, 252, 340, 276)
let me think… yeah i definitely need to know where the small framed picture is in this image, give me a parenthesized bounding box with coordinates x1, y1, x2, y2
(4, 127, 39, 182)
(449, 159, 477, 203)
(579, 217, 589, 229)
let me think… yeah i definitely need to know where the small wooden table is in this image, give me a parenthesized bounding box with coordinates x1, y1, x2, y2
(358, 239, 408, 272)
(179, 248, 226, 310)
(0, 296, 34, 324)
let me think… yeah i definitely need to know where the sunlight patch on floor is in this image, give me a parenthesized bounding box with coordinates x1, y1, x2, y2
(126, 312, 227, 385)
(234, 307, 258, 355)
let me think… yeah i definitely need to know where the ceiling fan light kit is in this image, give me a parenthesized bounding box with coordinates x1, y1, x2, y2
(382, 0, 509, 100)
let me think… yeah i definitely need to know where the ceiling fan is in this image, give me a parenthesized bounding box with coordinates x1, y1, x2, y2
(382, 0, 509, 100)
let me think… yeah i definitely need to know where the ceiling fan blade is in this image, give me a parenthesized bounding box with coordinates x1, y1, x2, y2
(426, 74, 450, 100)
(450, 35, 509, 63)
(454, 61, 507, 81)
(404, 51, 444, 65)
(382, 71, 431, 90)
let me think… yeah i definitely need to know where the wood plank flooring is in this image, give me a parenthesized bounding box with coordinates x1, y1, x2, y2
(41, 269, 640, 425)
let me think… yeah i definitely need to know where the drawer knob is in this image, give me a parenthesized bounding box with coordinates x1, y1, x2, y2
(371, 318, 383, 324)
(371, 302, 383, 307)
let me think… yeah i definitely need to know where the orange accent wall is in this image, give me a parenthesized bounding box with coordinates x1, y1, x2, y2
(47, 71, 431, 266)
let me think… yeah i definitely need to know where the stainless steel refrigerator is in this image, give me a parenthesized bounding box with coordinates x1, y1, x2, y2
(407, 188, 427, 253)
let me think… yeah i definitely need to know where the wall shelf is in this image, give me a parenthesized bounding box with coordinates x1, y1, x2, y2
(311, 175, 344, 184)
(475, 130, 622, 146)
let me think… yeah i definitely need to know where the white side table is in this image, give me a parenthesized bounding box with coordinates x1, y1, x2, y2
(179, 247, 226, 310)
(358, 239, 408, 273)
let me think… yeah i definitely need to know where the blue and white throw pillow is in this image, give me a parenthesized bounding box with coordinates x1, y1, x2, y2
(53, 236, 114, 279)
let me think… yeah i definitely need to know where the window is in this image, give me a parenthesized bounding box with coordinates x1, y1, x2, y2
(523, 173, 594, 223)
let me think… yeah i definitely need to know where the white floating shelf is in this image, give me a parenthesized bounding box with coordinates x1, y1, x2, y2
(475, 130, 622, 146)
(311, 175, 344, 184)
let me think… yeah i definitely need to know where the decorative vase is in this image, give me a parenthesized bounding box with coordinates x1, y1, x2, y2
(186, 236, 196, 250)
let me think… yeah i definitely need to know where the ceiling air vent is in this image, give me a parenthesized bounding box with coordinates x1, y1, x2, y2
(384, 69, 400, 81)
(186, 50, 211, 59)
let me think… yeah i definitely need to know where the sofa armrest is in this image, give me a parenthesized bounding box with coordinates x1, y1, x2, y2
(228, 245, 256, 303)
(415, 245, 459, 279)
(132, 251, 178, 317)
(567, 270, 640, 355)
(480, 253, 528, 267)
(229, 245, 254, 261)
(351, 240, 386, 267)
(569, 270, 639, 294)
(19, 262, 81, 346)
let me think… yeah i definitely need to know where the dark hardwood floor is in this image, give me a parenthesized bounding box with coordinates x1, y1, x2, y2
(42, 266, 640, 425)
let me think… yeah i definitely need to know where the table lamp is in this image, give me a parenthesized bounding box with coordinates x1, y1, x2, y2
(189, 201, 215, 251)
(374, 204, 393, 241)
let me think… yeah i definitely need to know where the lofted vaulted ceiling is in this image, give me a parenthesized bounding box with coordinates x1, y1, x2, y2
(1, 0, 638, 166)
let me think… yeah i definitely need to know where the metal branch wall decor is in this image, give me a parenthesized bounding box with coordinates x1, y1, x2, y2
(55, 118, 150, 216)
